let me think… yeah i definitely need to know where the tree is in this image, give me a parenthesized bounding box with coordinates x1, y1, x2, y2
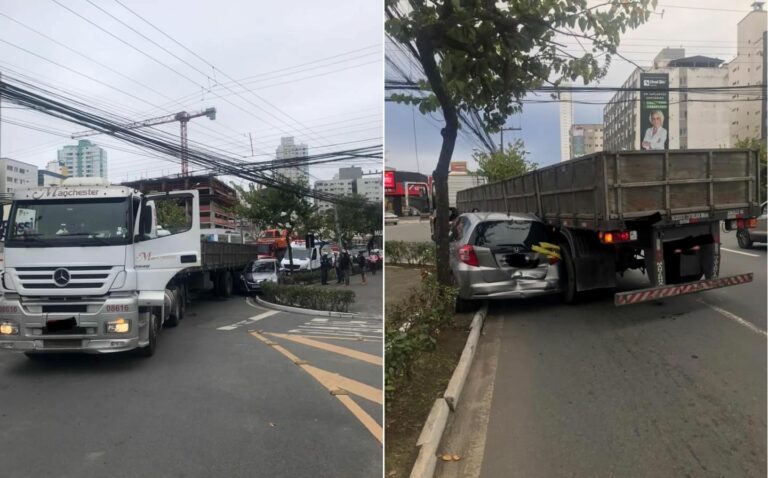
(474, 140, 538, 183)
(734, 137, 767, 201)
(320, 194, 383, 250)
(233, 181, 313, 270)
(386, 0, 656, 285)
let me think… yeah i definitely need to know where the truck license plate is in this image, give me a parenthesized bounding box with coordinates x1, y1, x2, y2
(46, 317, 77, 332)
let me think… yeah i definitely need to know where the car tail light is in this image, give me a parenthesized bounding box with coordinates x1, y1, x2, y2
(599, 230, 636, 244)
(458, 245, 479, 267)
(747, 218, 757, 229)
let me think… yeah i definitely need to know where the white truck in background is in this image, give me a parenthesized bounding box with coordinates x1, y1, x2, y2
(0, 178, 257, 357)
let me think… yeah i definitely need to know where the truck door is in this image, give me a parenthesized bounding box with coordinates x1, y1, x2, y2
(133, 191, 201, 291)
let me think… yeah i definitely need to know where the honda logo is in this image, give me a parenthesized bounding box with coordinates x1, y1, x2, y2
(52, 268, 70, 287)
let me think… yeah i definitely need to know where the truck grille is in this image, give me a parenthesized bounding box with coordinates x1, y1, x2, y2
(13, 266, 114, 291)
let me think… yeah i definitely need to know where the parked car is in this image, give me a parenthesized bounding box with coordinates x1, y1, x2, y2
(385, 211, 398, 226)
(449, 212, 561, 312)
(737, 201, 767, 248)
(241, 259, 279, 292)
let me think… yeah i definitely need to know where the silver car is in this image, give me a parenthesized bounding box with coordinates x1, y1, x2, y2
(241, 259, 279, 292)
(448, 212, 561, 311)
(737, 201, 767, 248)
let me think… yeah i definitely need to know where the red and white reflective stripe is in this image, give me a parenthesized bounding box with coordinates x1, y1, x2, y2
(615, 273, 754, 306)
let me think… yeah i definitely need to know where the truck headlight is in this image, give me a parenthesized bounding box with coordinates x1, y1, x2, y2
(106, 318, 130, 333)
(0, 320, 19, 335)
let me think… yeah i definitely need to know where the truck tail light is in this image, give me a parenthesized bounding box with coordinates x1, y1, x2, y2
(458, 245, 479, 267)
(599, 230, 636, 244)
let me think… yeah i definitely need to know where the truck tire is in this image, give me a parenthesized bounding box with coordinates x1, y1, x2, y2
(737, 229, 753, 249)
(559, 243, 580, 304)
(136, 312, 158, 357)
(216, 271, 233, 298)
(165, 289, 182, 327)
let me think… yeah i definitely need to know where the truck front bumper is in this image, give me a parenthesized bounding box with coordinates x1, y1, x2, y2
(0, 295, 143, 354)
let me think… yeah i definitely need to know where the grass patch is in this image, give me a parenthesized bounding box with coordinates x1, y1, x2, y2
(261, 282, 355, 312)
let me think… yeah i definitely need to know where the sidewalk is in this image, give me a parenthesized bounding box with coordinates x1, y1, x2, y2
(326, 269, 382, 317)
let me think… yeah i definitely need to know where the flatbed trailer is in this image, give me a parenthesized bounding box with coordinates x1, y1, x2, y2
(456, 149, 762, 305)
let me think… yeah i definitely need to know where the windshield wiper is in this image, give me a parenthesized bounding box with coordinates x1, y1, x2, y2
(10, 234, 53, 246)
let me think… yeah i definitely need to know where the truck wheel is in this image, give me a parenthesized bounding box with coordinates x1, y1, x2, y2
(165, 289, 182, 327)
(737, 229, 753, 249)
(136, 312, 158, 357)
(217, 271, 233, 298)
(559, 244, 580, 304)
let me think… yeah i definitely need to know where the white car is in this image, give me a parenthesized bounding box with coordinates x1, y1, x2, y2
(385, 211, 398, 226)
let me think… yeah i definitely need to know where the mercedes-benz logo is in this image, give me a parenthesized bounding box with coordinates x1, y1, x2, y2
(52, 268, 71, 287)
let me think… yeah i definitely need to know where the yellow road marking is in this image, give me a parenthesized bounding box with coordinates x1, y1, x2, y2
(285, 334, 378, 342)
(336, 394, 383, 444)
(250, 331, 383, 443)
(267, 333, 382, 366)
(301, 364, 382, 404)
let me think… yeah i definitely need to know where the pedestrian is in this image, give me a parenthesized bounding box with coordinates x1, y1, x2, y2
(338, 250, 351, 286)
(368, 251, 378, 275)
(357, 251, 367, 285)
(320, 253, 330, 285)
(333, 252, 342, 284)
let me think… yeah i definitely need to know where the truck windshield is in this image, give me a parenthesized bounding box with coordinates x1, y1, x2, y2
(5, 198, 132, 248)
(290, 248, 309, 260)
(473, 220, 549, 250)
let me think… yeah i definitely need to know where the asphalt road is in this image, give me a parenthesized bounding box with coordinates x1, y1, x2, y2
(438, 231, 767, 478)
(0, 292, 382, 478)
(385, 218, 431, 243)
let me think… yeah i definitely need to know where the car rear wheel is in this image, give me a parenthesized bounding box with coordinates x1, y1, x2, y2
(737, 229, 754, 249)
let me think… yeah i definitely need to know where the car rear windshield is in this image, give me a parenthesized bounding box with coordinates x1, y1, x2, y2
(472, 220, 549, 249)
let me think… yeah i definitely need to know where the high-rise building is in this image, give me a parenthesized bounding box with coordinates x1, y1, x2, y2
(559, 89, 573, 162)
(314, 178, 356, 212)
(314, 169, 382, 212)
(570, 124, 604, 158)
(603, 49, 731, 151)
(0, 157, 38, 196)
(57, 140, 107, 179)
(728, 2, 767, 144)
(275, 137, 309, 184)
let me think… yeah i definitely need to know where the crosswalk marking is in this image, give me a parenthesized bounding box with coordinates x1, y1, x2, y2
(286, 316, 382, 340)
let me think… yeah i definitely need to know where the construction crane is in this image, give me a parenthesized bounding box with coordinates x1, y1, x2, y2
(71, 107, 216, 176)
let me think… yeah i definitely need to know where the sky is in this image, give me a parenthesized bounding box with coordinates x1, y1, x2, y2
(0, 1, 383, 186)
(385, 0, 760, 175)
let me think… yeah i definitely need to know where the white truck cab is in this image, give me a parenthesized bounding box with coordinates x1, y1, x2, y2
(0, 178, 200, 357)
(280, 240, 321, 271)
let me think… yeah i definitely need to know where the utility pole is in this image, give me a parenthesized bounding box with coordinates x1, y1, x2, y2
(500, 126, 521, 153)
(248, 133, 254, 157)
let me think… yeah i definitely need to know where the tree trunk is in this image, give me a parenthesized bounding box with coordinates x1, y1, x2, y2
(416, 31, 460, 285)
(286, 229, 294, 271)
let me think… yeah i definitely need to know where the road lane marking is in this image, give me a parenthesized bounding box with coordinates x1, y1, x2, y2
(698, 299, 767, 337)
(336, 394, 383, 444)
(250, 331, 383, 443)
(286, 332, 379, 342)
(721, 247, 761, 258)
(267, 333, 382, 366)
(217, 310, 279, 331)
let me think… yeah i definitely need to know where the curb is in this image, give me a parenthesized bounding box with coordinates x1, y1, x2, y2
(252, 295, 380, 319)
(409, 302, 489, 478)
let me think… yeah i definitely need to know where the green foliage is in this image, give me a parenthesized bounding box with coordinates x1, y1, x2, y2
(261, 282, 356, 313)
(474, 139, 538, 182)
(735, 137, 767, 201)
(385, 241, 435, 266)
(155, 198, 190, 233)
(386, 0, 657, 131)
(385, 270, 458, 405)
(319, 194, 382, 249)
